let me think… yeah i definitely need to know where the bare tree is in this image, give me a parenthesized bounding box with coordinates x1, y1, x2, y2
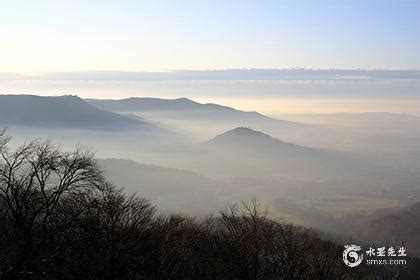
(0, 131, 104, 278)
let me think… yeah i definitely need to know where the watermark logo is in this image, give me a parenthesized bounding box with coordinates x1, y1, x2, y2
(343, 245, 364, 267)
(343, 245, 407, 267)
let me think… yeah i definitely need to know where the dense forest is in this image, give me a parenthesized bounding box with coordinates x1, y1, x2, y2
(1, 131, 419, 279)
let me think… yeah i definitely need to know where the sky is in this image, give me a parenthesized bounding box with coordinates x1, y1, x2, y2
(1, 0, 419, 73)
(1, 0, 419, 115)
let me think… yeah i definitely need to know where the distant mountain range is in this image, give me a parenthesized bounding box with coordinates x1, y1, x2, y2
(1, 94, 418, 183)
(87, 97, 284, 123)
(144, 126, 413, 187)
(0, 95, 153, 130)
(87, 97, 218, 112)
(1, 94, 318, 140)
(86, 97, 325, 143)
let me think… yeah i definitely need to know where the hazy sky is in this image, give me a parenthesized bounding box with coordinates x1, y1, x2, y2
(1, 0, 419, 73)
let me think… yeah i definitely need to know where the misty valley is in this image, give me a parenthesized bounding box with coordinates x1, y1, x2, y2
(1, 94, 420, 260)
(2, 1, 419, 278)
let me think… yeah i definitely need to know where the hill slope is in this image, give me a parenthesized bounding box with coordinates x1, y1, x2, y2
(0, 95, 153, 130)
(98, 159, 221, 213)
(361, 202, 420, 256)
(177, 127, 415, 186)
(209, 126, 297, 147)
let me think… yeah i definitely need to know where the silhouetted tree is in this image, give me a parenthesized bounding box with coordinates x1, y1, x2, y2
(0, 131, 103, 279)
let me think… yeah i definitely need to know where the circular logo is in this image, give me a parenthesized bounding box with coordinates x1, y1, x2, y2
(343, 245, 363, 267)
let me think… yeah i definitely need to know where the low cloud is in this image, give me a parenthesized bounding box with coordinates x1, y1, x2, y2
(1, 69, 420, 82)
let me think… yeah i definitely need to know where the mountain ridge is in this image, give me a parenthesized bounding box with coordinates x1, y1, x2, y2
(86, 97, 293, 124)
(0, 94, 154, 130)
